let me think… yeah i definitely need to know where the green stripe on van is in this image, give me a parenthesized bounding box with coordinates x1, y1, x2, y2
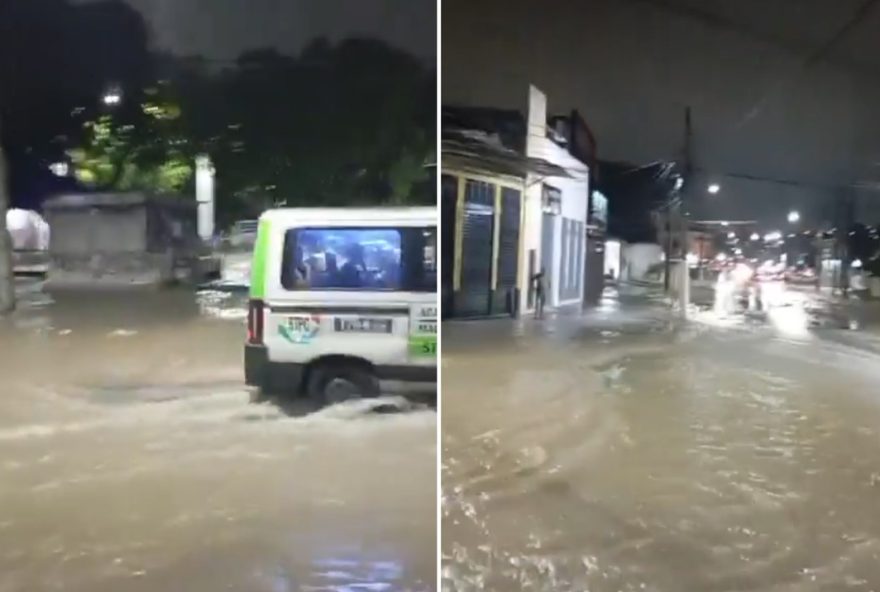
(409, 334, 437, 357)
(249, 218, 271, 299)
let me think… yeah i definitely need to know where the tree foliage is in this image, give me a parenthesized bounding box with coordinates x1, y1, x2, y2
(68, 93, 193, 193)
(3, 0, 435, 221)
(169, 38, 436, 226)
(0, 0, 153, 189)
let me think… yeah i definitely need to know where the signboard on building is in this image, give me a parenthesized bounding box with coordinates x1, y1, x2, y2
(542, 185, 562, 215)
(590, 190, 608, 229)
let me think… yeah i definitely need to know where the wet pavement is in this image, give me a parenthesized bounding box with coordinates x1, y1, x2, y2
(0, 285, 436, 592)
(442, 286, 880, 591)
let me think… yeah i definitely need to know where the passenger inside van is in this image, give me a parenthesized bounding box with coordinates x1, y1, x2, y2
(282, 229, 413, 291)
(337, 243, 367, 288)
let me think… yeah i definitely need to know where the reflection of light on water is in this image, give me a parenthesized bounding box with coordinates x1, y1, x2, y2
(196, 289, 248, 320)
(300, 556, 403, 591)
(597, 287, 620, 313)
(768, 304, 811, 340)
(597, 297, 619, 313)
(760, 281, 785, 308)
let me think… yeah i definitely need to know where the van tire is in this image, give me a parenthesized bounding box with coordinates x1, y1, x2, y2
(260, 373, 291, 397)
(306, 363, 379, 405)
(258, 363, 302, 398)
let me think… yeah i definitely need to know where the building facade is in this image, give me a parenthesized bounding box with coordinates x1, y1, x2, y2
(441, 169, 525, 318)
(441, 85, 592, 318)
(522, 85, 589, 312)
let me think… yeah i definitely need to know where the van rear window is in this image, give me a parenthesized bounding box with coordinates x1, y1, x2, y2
(281, 226, 436, 292)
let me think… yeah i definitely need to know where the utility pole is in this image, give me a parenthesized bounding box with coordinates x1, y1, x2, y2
(0, 116, 14, 314)
(677, 106, 693, 318)
(839, 189, 855, 298)
(664, 208, 672, 292)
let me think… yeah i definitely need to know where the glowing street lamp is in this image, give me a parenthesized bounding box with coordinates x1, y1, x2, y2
(708, 183, 721, 194)
(49, 161, 69, 177)
(750, 232, 760, 241)
(787, 210, 800, 224)
(102, 88, 122, 107)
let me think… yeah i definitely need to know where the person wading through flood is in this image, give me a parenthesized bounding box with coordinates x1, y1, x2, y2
(532, 270, 547, 319)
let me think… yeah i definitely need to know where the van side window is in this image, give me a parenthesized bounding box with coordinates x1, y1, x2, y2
(403, 227, 436, 292)
(281, 226, 436, 292)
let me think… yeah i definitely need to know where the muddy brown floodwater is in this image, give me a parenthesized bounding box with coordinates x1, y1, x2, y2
(442, 297, 880, 592)
(0, 286, 436, 592)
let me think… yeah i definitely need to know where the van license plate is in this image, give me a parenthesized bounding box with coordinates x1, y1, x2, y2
(334, 318, 393, 334)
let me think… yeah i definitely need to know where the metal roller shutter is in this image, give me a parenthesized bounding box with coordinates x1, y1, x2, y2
(494, 187, 521, 315)
(458, 180, 494, 317)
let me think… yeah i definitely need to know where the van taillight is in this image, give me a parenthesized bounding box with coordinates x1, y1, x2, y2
(247, 299, 265, 344)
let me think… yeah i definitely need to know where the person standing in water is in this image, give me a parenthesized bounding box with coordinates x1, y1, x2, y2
(532, 270, 547, 319)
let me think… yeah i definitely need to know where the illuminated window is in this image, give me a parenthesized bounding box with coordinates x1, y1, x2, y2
(281, 226, 436, 292)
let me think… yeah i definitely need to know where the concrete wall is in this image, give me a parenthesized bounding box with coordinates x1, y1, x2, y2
(45, 205, 171, 287)
(48, 208, 147, 255)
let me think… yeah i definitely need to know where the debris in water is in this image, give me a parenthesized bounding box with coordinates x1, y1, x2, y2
(109, 329, 138, 338)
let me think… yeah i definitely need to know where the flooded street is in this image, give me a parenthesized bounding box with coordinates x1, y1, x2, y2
(442, 289, 880, 591)
(0, 286, 436, 592)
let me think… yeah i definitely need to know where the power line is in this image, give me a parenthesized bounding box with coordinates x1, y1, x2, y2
(736, 0, 880, 127)
(622, 0, 880, 78)
(695, 167, 880, 193)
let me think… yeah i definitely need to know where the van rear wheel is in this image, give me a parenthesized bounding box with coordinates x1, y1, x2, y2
(306, 364, 379, 405)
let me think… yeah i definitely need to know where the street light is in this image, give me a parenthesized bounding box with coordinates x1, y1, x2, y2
(49, 161, 69, 177)
(102, 88, 122, 107)
(788, 210, 800, 224)
(708, 183, 721, 194)
(750, 232, 760, 241)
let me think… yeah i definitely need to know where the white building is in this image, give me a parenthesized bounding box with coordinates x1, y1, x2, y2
(521, 85, 590, 312)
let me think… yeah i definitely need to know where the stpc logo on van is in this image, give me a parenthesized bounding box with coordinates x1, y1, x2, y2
(278, 314, 321, 344)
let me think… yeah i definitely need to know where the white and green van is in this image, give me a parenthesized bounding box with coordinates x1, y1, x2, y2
(244, 207, 437, 404)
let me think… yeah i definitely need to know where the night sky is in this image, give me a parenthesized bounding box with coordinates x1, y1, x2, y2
(73, 0, 436, 62)
(443, 0, 880, 229)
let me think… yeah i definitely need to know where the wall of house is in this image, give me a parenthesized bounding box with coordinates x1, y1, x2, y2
(523, 85, 590, 310)
(520, 179, 543, 312)
(520, 86, 548, 313)
(605, 239, 622, 279)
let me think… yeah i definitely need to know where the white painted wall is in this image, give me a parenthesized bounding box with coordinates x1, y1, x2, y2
(520, 85, 547, 313)
(522, 85, 589, 310)
(624, 243, 665, 280)
(605, 240, 622, 279)
(520, 179, 543, 312)
(7, 209, 49, 251)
